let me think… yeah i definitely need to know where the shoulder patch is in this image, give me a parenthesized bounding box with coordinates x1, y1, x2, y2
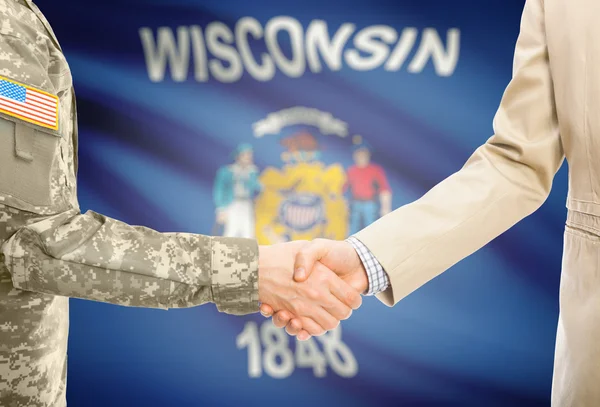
(0, 76, 59, 131)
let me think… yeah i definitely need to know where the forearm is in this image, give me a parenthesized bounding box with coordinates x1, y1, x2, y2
(357, 131, 563, 306)
(1, 209, 258, 314)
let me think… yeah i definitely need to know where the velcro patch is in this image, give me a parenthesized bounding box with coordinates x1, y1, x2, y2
(0, 75, 59, 131)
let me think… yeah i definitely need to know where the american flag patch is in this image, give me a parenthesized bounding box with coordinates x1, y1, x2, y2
(0, 76, 59, 131)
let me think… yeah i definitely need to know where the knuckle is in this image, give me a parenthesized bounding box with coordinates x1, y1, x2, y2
(300, 240, 314, 253)
(348, 291, 361, 308)
(345, 291, 357, 305)
(306, 287, 320, 301)
(292, 320, 303, 331)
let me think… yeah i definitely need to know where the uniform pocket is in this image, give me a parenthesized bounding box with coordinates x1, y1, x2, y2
(0, 116, 62, 210)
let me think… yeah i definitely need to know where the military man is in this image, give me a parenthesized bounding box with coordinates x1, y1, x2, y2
(0, 1, 364, 405)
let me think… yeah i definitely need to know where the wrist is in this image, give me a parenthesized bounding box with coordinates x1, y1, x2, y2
(343, 240, 369, 293)
(345, 237, 383, 295)
(354, 262, 369, 294)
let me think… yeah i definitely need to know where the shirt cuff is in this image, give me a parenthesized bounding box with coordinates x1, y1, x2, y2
(346, 236, 390, 296)
(210, 237, 259, 315)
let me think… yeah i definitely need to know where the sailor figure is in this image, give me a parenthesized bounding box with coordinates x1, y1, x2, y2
(213, 143, 262, 238)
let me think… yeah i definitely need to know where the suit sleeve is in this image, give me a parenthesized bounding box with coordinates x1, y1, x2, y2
(354, 0, 564, 306)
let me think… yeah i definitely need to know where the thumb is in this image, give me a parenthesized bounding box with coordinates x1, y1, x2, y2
(294, 239, 329, 282)
(348, 276, 368, 294)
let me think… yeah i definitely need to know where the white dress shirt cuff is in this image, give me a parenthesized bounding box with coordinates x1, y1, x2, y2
(346, 236, 390, 296)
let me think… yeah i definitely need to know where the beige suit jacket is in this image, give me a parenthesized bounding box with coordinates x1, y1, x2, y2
(355, 0, 600, 404)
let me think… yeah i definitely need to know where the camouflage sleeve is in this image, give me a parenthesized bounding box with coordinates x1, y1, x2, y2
(1, 209, 259, 315)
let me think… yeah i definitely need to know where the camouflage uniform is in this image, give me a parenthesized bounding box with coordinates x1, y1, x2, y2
(0, 1, 259, 405)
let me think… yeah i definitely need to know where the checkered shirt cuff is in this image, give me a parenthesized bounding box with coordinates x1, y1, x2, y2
(346, 236, 390, 296)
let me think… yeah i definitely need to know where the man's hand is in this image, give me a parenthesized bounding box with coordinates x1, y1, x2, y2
(258, 241, 362, 337)
(260, 239, 368, 340)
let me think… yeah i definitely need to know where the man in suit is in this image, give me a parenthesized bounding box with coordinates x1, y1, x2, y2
(261, 0, 598, 404)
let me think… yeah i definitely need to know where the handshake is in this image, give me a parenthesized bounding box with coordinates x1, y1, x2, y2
(257, 239, 370, 341)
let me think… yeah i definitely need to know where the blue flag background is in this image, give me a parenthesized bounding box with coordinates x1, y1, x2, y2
(36, 0, 565, 405)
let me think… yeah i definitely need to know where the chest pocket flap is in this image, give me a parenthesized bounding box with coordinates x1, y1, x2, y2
(0, 75, 64, 212)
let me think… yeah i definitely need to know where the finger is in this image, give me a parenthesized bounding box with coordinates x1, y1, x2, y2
(260, 304, 274, 317)
(285, 318, 303, 336)
(302, 305, 339, 333)
(325, 267, 362, 310)
(309, 276, 354, 320)
(297, 316, 328, 337)
(297, 330, 312, 341)
(272, 310, 293, 329)
(294, 239, 329, 282)
(321, 297, 353, 321)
